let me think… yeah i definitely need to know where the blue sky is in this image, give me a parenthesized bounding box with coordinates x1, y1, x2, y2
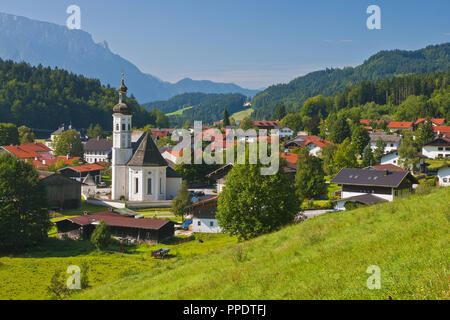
(1, 0, 449, 89)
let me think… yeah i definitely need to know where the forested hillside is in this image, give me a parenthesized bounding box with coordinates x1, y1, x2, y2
(145, 92, 248, 126)
(252, 43, 450, 119)
(0, 59, 157, 132)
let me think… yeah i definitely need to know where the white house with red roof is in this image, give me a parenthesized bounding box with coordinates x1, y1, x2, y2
(422, 136, 450, 159)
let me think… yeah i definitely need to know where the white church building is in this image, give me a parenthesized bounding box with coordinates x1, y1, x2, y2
(111, 75, 182, 202)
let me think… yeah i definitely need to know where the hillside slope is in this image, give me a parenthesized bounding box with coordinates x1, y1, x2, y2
(0, 12, 258, 103)
(77, 187, 449, 300)
(252, 43, 450, 119)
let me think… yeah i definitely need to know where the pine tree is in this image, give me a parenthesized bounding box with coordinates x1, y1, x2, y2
(330, 115, 351, 144)
(223, 108, 230, 127)
(275, 104, 287, 120)
(415, 120, 435, 148)
(373, 137, 386, 163)
(295, 148, 327, 201)
(361, 145, 375, 167)
(351, 125, 370, 156)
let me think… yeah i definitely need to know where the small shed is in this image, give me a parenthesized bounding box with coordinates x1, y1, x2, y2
(38, 171, 81, 209)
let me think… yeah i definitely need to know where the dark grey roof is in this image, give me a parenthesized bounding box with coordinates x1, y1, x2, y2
(370, 132, 401, 143)
(331, 168, 417, 188)
(166, 166, 182, 178)
(206, 163, 234, 180)
(84, 138, 113, 152)
(424, 136, 450, 147)
(127, 132, 168, 167)
(332, 194, 388, 205)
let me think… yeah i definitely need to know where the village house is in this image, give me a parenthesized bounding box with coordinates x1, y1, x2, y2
(433, 126, 450, 136)
(380, 150, 400, 166)
(331, 168, 418, 211)
(369, 132, 401, 153)
(84, 137, 113, 163)
(54, 211, 174, 243)
(253, 120, 280, 130)
(421, 136, 450, 159)
(45, 124, 88, 151)
(38, 171, 82, 210)
(273, 126, 294, 139)
(206, 163, 234, 194)
(284, 135, 331, 156)
(387, 121, 414, 132)
(189, 195, 222, 233)
(414, 118, 446, 127)
(436, 164, 450, 187)
(59, 163, 104, 184)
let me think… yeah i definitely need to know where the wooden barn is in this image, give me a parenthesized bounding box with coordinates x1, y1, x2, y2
(55, 211, 174, 243)
(38, 171, 81, 210)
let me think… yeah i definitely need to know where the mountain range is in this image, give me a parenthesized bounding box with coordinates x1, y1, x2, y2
(252, 43, 450, 119)
(0, 12, 259, 103)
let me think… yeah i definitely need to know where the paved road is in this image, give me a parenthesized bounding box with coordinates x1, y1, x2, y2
(302, 209, 334, 218)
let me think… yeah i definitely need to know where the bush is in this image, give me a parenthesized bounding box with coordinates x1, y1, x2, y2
(415, 183, 434, 195)
(90, 221, 111, 250)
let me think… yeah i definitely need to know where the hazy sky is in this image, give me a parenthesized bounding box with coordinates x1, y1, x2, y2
(1, 0, 449, 89)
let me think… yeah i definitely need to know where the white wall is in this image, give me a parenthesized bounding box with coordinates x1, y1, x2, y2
(342, 190, 393, 202)
(371, 142, 400, 153)
(422, 146, 450, 159)
(193, 218, 222, 233)
(381, 152, 400, 166)
(437, 167, 450, 186)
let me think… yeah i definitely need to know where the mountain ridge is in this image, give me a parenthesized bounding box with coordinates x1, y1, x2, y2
(0, 12, 259, 103)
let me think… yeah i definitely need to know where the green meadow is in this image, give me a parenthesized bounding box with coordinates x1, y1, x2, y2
(231, 108, 254, 121)
(76, 187, 449, 300)
(0, 187, 448, 300)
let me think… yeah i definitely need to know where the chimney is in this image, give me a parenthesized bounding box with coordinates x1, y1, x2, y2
(384, 170, 390, 176)
(66, 154, 69, 160)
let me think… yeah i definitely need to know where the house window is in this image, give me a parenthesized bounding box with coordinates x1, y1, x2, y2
(128, 124, 131, 131)
(135, 178, 139, 194)
(198, 221, 201, 226)
(147, 178, 152, 195)
(210, 221, 214, 227)
(122, 124, 126, 131)
(438, 147, 444, 151)
(116, 124, 119, 131)
(443, 178, 448, 183)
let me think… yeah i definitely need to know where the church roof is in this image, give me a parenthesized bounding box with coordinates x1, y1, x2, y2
(127, 132, 168, 167)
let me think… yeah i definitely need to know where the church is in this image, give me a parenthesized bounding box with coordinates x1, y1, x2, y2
(111, 75, 182, 202)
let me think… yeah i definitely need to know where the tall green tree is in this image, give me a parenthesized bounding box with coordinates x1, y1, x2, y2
(0, 153, 50, 251)
(351, 125, 370, 156)
(87, 124, 104, 139)
(172, 180, 191, 221)
(373, 137, 386, 163)
(280, 113, 303, 133)
(240, 116, 254, 130)
(53, 130, 84, 157)
(223, 108, 230, 127)
(361, 144, 375, 167)
(330, 115, 351, 144)
(333, 138, 358, 172)
(415, 120, 435, 148)
(217, 159, 300, 240)
(275, 104, 287, 120)
(0, 123, 19, 146)
(18, 125, 35, 143)
(295, 148, 327, 201)
(398, 130, 420, 171)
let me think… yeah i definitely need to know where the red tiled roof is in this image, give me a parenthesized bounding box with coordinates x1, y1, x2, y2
(281, 152, 298, 166)
(253, 120, 280, 127)
(387, 121, 413, 129)
(67, 211, 170, 230)
(433, 126, 450, 134)
(360, 119, 385, 125)
(415, 118, 446, 126)
(20, 142, 52, 153)
(2, 145, 40, 159)
(190, 195, 219, 207)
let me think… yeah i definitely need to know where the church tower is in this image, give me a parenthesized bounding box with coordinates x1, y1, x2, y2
(111, 74, 133, 200)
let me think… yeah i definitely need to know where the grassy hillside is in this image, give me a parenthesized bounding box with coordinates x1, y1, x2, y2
(165, 106, 193, 116)
(231, 108, 254, 121)
(77, 187, 449, 300)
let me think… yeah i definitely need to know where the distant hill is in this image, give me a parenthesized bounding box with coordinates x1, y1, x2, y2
(0, 12, 259, 103)
(144, 92, 248, 125)
(252, 43, 450, 119)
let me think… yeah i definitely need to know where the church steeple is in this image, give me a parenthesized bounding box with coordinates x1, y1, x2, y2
(113, 73, 132, 115)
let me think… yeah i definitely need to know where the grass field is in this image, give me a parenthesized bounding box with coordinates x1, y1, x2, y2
(75, 187, 449, 300)
(165, 106, 193, 116)
(0, 233, 237, 299)
(231, 108, 254, 121)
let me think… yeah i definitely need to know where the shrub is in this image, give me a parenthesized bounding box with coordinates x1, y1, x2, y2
(415, 183, 434, 195)
(90, 221, 111, 250)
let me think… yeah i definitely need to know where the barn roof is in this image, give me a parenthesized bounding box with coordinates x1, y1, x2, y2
(331, 168, 417, 188)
